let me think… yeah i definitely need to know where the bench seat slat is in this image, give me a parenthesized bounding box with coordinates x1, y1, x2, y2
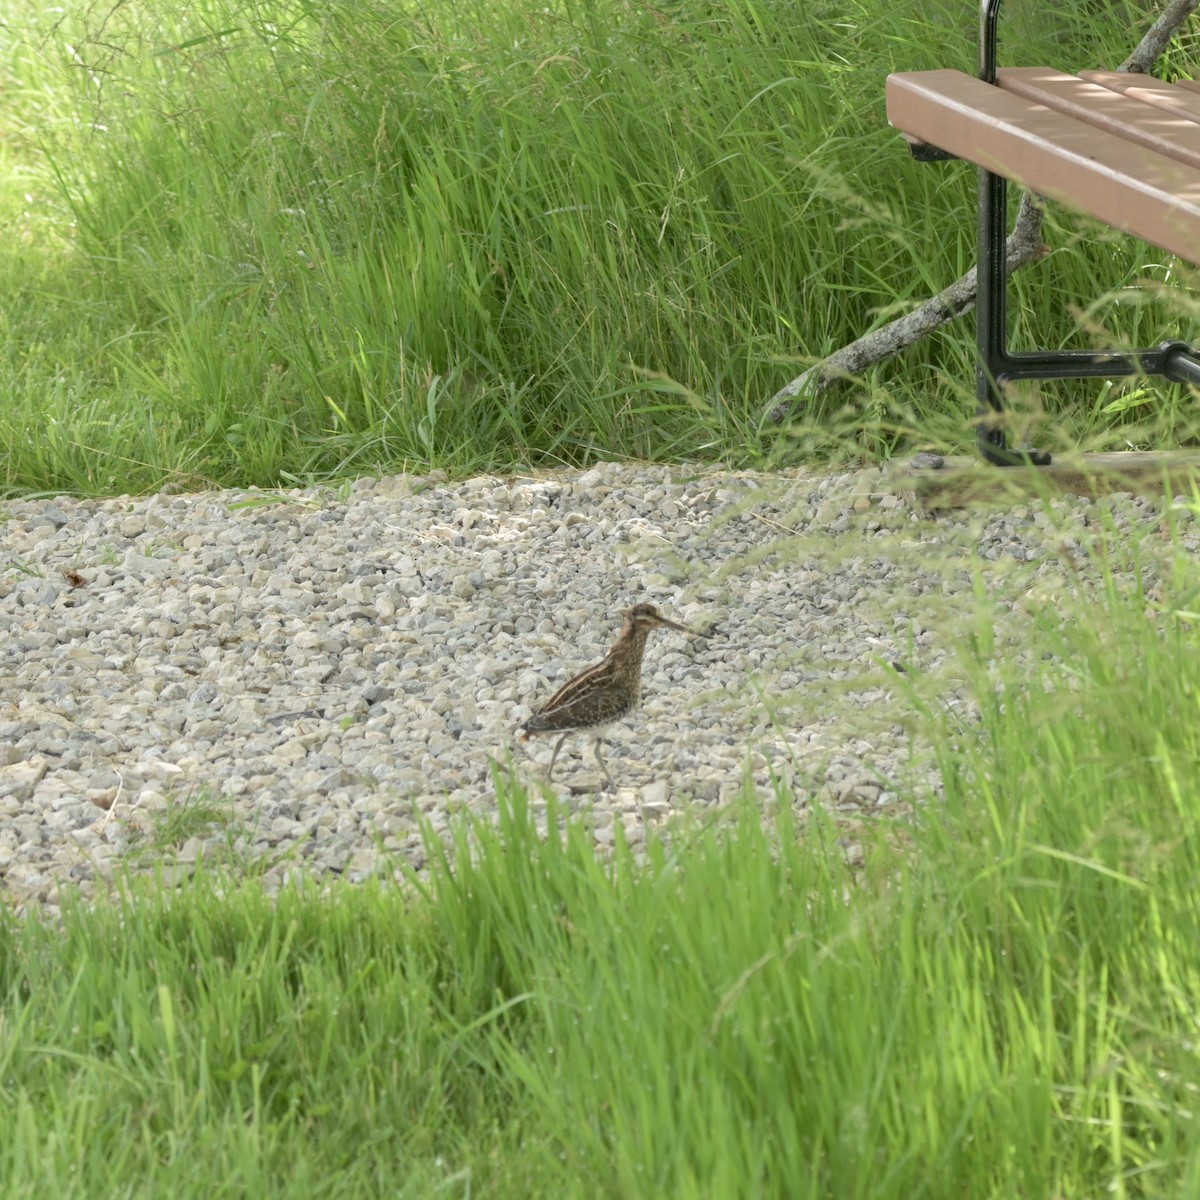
(996, 67, 1200, 171)
(1078, 70, 1200, 124)
(886, 69, 1200, 263)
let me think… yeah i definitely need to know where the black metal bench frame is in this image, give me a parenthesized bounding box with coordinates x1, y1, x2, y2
(919, 0, 1200, 466)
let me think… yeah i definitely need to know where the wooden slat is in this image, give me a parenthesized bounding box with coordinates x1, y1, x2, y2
(996, 67, 1200, 170)
(886, 69, 1200, 263)
(1078, 70, 1200, 124)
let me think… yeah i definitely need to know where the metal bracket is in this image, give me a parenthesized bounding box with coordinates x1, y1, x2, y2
(907, 142, 959, 163)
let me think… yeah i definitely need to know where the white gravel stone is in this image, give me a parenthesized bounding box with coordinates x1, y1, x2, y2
(1, 464, 1191, 911)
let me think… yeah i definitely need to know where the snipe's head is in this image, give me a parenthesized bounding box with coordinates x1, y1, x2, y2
(622, 602, 705, 638)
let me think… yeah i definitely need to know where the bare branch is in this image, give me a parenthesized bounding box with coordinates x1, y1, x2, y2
(767, 194, 1047, 423)
(767, 1, 1199, 423)
(1120, 0, 1199, 72)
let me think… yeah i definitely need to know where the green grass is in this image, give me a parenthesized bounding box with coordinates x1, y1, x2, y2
(118, 786, 298, 877)
(6, 512, 1200, 1197)
(3, 0, 1200, 495)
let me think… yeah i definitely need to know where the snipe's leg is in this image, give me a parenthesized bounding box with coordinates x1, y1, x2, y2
(592, 739, 617, 791)
(546, 734, 568, 781)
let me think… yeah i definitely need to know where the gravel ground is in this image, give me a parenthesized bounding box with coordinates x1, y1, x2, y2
(1, 461, 1191, 913)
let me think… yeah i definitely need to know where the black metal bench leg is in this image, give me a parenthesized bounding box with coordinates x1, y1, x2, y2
(976, 0, 1050, 467)
(974, 167, 1052, 467)
(976, 166, 1011, 463)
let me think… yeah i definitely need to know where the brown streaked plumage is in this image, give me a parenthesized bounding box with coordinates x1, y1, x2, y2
(518, 602, 707, 787)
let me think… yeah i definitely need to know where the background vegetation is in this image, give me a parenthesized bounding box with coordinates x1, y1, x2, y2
(6, 2, 1200, 1195)
(3, 0, 1199, 495)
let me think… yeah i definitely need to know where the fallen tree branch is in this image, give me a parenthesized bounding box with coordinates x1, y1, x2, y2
(1121, 0, 1199, 72)
(766, 194, 1047, 423)
(767, 0, 1200, 425)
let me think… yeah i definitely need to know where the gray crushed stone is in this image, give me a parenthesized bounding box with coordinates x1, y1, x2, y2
(1, 462, 1193, 912)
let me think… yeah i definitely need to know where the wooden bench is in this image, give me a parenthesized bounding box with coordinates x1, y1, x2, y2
(886, 0, 1200, 466)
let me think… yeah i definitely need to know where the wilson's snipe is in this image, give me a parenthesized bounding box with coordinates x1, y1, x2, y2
(518, 602, 708, 788)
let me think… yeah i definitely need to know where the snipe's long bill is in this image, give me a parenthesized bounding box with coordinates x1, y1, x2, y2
(517, 602, 708, 788)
